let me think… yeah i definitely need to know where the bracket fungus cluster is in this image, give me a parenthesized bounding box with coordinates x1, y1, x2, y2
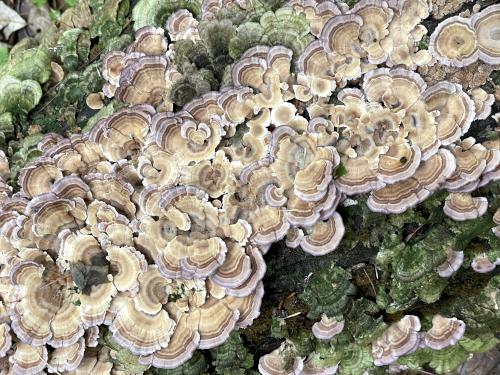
(0, 0, 499, 373)
(371, 314, 465, 366)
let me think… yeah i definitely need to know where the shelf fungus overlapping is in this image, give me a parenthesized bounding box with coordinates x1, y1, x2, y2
(0, 0, 499, 373)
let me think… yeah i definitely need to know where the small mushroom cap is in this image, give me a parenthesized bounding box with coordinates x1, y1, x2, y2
(210, 242, 252, 289)
(48, 338, 86, 373)
(258, 342, 304, 375)
(9, 343, 48, 375)
(109, 299, 175, 356)
(224, 281, 264, 329)
(372, 315, 421, 366)
(127, 26, 168, 55)
(422, 315, 465, 350)
(437, 249, 464, 278)
(429, 16, 478, 67)
(0, 323, 11, 358)
(166, 9, 199, 41)
(133, 266, 169, 315)
(300, 213, 345, 256)
(107, 246, 147, 292)
(368, 149, 456, 214)
(471, 253, 499, 273)
(443, 193, 488, 221)
(336, 157, 383, 195)
(145, 313, 200, 369)
(378, 143, 421, 184)
(423, 81, 475, 146)
(312, 314, 345, 340)
(115, 56, 168, 106)
(196, 299, 240, 349)
(471, 4, 500, 65)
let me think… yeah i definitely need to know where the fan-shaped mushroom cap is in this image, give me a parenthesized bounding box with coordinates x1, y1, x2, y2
(210, 242, 252, 289)
(79, 282, 117, 328)
(224, 281, 264, 329)
(153, 112, 223, 163)
(89, 108, 151, 162)
(336, 157, 383, 194)
(471, 253, 499, 273)
(180, 150, 234, 198)
(144, 312, 200, 369)
(295, 41, 336, 97)
(429, 17, 478, 67)
(48, 338, 86, 373)
(166, 9, 200, 42)
(422, 315, 465, 350)
(320, 15, 363, 81)
(378, 143, 421, 184)
(102, 51, 126, 89)
(443, 193, 488, 221)
(368, 149, 456, 214)
(0, 323, 11, 358)
(225, 246, 266, 298)
(422, 82, 475, 145)
(115, 56, 168, 106)
(259, 342, 304, 375)
(133, 266, 169, 315)
(194, 299, 240, 349)
(18, 157, 63, 198)
(9, 343, 48, 375)
(352, 0, 394, 64)
(126, 27, 168, 55)
(363, 68, 426, 112)
(372, 315, 421, 366)
(437, 249, 464, 278)
(312, 314, 345, 340)
(109, 299, 175, 356)
(9, 260, 85, 348)
(286, 0, 342, 36)
(471, 4, 500, 65)
(300, 213, 345, 256)
(107, 246, 147, 292)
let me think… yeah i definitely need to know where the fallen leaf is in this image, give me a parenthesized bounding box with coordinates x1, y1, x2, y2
(0, 1, 27, 39)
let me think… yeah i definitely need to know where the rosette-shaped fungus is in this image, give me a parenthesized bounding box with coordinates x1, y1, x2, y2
(421, 315, 465, 350)
(166, 9, 200, 41)
(0, 91, 265, 373)
(429, 4, 500, 66)
(102, 27, 175, 108)
(372, 315, 421, 366)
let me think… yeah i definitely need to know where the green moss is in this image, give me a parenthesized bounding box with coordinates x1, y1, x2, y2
(103, 331, 150, 373)
(132, 0, 202, 30)
(151, 351, 208, 375)
(300, 263, 356, 319)
(210, 332, 255, 375)
(56, 29, 91, 70)
(0, 77, 42, 115)
(0, 47, 51, 83)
